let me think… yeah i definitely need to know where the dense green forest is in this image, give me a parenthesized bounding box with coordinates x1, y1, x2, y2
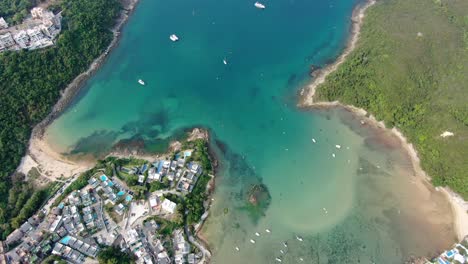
(315, 0, 468, 198)
(0, 0, 121, 239)
(0, 0, 36, 24)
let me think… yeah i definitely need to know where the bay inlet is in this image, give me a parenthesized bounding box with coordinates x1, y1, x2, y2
(43, 0, 457, 262)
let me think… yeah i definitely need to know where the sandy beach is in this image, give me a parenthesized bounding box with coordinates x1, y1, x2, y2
(298, 0, 468, 241)
(16, 0, 140, 181)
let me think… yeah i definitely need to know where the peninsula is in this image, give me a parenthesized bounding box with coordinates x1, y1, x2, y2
(3, 130, 215, 264)
(300, 0, 468, 260)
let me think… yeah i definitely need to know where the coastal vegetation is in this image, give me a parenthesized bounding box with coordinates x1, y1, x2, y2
(0, 0, 35, 24)
(0, 0, 121, 238)
(0, 173, 62, 238)
(314, 0, 468, 198)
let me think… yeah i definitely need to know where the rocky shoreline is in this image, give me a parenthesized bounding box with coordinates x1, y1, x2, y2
(31, 0, 140, 140)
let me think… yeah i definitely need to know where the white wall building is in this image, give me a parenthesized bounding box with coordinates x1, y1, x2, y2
(161, 199, 177, 214)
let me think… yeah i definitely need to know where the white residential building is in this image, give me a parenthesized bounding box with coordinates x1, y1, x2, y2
(0, 17, 8, 29)
(13, 31, 29, 49)
(0, 33, 15, 50)
(31, 7, 44, 19)
(161, 199, 177, 214)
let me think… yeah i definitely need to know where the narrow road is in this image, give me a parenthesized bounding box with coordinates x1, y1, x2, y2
(184, 223, 211, 263)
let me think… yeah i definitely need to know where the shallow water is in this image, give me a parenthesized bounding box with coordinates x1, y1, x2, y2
(45, 0, 456, 262)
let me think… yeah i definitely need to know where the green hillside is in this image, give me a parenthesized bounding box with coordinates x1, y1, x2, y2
(315, 0, 468, 198)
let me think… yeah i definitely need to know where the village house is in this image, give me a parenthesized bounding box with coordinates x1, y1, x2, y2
(0, 7, 62, 52)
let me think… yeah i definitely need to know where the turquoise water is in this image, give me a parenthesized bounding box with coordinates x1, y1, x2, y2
(45, 0, 455, 262)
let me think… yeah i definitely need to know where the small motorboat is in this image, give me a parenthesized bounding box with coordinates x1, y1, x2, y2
(283, 242, 288, 248)
(254, 1, 266, 9)
(223, 58, 228, 65)
(312, 138, 316, 143)
(275, 257, 282, 262)
(296, 236, 303, 242)
(138, 79, 145, 85)
(265, 229, 271, 233)
(332, 153, 336, 158)
(255, 232, 260, 237)
(235, 246, 240, 251)
(335, 144, 341, 149)
(169, 34, 179, 42)
(250, 239, 256, 244)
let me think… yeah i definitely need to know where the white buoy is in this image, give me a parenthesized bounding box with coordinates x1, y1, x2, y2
(280, 250, 284, 254)
(299, 257, 304, 261)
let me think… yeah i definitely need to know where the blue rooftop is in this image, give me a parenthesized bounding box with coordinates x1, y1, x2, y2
(61, 235, 71, 244)
(100, 175, 108, 181)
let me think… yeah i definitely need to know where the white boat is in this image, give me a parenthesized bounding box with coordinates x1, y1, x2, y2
(312, 138, 316, 143)
(299, 257, 304, 262)
(296, 236, 303, 242)
(254, 1, 266, 9)
(280, 250, 284, 254)
(265, 229, 271, 233)
(138, 79, 145, 85)
(250, 239, 256, 244)
(275, 257, 282, 262)
(223, 58, 228, 65)
(255, 232, 260, 237)
(335, 144, 341, 149)
(169, 34, 179, 42)
(283, 242, 288, 248)
(332, 153, 336, 158)
(235, 246, 240, 251)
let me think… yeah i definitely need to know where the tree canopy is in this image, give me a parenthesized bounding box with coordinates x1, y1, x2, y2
(0, 0, 121, 238)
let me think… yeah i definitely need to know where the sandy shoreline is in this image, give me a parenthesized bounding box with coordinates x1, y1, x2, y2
(17, 0, 140, 181)
(298, 0, 468, 241)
